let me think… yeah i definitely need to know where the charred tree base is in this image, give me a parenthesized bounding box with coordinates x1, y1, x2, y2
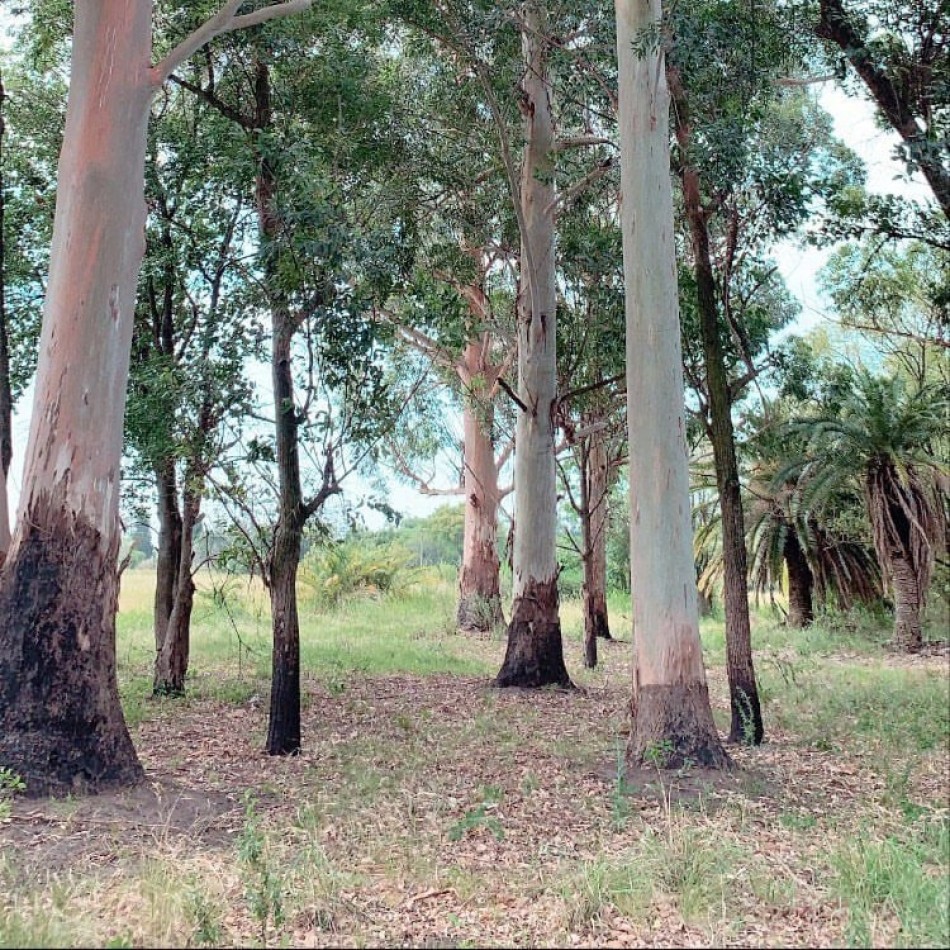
(495, 578, 573, 689)
(628, 683, 731, 770)
(592, 611, 612, 640)
(0, 496, 144, 797)
(456, 592, 505, 634)
(727, 678, 764, 746)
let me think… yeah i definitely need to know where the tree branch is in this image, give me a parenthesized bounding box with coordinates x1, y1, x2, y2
(151, 0, 312, 88)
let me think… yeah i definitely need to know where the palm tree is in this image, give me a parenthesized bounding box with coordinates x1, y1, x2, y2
(746, 473, 882, 627)
(781, 371, 948, 651)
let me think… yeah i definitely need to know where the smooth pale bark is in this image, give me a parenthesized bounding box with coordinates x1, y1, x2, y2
(0, 0, 310, 796)
(614, 0, 728, 768)
(495, 4, 571, 689)
(0, 0, 153, 795)
(457, 337, 504, 632)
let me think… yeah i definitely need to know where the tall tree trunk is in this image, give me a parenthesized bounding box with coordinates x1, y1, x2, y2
(153, 459, 183, 653)
(784, 528, 814, 628)
(457, 338, 504, 632)
(255, 63, 306, 752)
(266, 316, 305, 755)
(153, 482, 199, 695)
(495, 5, 571, 689)
(0, 67, 12, 563)
(614, 0, 729, 769)
(0, 1, 151, 796)
(680, 161, 763, 745)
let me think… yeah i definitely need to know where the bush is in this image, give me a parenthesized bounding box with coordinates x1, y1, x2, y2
(299, 538, 417, 608)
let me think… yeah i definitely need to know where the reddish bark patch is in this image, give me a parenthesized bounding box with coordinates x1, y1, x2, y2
(628, 682, 731, 770)
(0, 491, 143, 797)
(494, 577, 573, 688)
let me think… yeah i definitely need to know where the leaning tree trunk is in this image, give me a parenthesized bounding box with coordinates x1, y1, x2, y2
(784, 527, 814, 628)
(680, 152, 763, 745)
(0, 2, 151, 796)
(153, 482, 199, 695)
(153, 459, 183, 653)
(457, 339, 504, 632)
(614, 0, 729, 769)
(816, 0, 950, 221)
(495, 5, 571, 689)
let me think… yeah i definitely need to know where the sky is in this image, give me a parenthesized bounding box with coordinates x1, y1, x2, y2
(0, 14, 931, 529)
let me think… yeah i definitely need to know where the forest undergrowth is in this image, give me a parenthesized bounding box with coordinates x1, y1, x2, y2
(0, 568, 947, 948)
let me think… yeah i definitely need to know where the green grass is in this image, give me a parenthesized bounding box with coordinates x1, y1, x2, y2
(3, 566, 945, 948)
(116, 567, 493, 705)
(828, 819, 949, 947)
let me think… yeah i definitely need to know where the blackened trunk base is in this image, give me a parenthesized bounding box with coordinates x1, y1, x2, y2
(0, 494, 143, 797)
(495, 577, 573, 688)
(267, 540, 302, 756)
(628, 683, 731, 770)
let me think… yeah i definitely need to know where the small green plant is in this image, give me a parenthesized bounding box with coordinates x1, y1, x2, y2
(448, 804, 504, 842)
(185, 882, 223, 947)
(0, 766, 26, 821)
(610, 742, 632, 829)
(736, 689, 758, 746)
(238, 793, 285, 947)
(642, 738, 675, 770)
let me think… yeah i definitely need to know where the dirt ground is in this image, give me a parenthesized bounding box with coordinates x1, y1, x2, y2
(2, 638, 947, 948)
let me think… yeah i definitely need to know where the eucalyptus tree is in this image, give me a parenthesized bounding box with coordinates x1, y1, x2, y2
(556, 183, 626, 667)
(372, 36, 520, 634)
(614, 0, 729, 768)
(0, 0, 310, 797)
(396, 0, 617, 687)
(125, 86, 257, 696)
(667, 0, 861, 744)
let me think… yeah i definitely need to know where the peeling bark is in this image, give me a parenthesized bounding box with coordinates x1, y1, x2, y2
(456, 339, 504, 632)
(495, 5, 571, 689)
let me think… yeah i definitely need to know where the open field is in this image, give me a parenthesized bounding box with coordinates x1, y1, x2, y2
(1, 567, 948, 948)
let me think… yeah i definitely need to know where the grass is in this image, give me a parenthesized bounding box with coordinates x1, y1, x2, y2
(0, 566, 946, 948)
